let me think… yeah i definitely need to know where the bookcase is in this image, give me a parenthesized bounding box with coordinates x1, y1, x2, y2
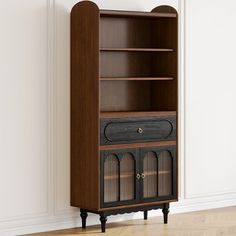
(71, 1, 178, 232)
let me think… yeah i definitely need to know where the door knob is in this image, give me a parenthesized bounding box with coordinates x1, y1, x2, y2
(137, 128, 143, 134)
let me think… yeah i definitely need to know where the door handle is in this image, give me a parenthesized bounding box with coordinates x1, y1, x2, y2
(136, 173, 141, 179)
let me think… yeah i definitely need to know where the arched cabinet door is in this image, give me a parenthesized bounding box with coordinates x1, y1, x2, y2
(140, 146, 177, 202)
(143, 151, 158, 199)
(103, 154, 119, 203)
(100, 149, 139, 208)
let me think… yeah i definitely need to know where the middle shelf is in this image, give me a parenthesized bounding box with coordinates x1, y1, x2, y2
(100, 47, 174, 52)
(100, 77, 174, 81)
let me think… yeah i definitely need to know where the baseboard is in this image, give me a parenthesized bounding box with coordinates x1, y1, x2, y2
(1, 196, 236, 236)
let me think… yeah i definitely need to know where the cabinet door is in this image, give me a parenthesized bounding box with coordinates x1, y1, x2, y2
(139, 146, 177, 202)
(100, 149, 139, 208)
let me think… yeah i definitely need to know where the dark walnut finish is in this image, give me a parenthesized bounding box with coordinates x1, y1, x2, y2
(71, 1, 100, 210)
(71, 1, 178, 233)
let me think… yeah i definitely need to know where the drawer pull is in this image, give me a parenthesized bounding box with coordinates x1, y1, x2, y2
(136, 173, 141, 179)
(141, 173, 145, 179)
(137, 127, 143, 134)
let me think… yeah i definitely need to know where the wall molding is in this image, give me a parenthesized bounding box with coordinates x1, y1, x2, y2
(0, 0, 53, 223)
(185, 189, 236, 200)
(181, 0, 236, 200)
(47, 0, 57, 217)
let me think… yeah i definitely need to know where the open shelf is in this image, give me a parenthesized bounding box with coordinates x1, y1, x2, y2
(100, 52, 175, 78)
(100, 48, 174, 52)
(100, 77, 174, 81)
(100, 111, 176, 118)
(100, 15, 177, 49)
(100, 80, 177, 112)
(100, 10, 177, 18)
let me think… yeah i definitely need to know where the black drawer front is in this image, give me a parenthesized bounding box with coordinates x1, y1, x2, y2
(101, 116, 176, 145)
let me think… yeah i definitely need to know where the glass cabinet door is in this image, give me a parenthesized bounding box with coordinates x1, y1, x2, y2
(143, 151, 158, 198)
(140, 146, 177, 202)
(120, 153, 135, 201)
(158, 151, 173, 197)
(101, 149, 139, 207)
(103, 154, 119, 203)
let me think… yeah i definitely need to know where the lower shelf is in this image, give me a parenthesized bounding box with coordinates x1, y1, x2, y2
(100, 140, 176, 150)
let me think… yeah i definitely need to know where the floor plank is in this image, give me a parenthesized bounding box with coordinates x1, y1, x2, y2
(27, 207, 236, 236)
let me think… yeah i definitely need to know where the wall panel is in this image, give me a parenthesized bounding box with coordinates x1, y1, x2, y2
(0, 0, 49, 221)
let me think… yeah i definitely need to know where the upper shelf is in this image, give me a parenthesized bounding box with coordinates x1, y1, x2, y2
(100, 77, 174, 81)
(100, 48, 174, 52)
(100, 10, 177, 18)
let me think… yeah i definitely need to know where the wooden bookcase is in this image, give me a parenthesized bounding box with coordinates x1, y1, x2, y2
(71, 1, 178, 232)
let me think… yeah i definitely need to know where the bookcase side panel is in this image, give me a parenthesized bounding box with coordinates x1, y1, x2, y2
(71, 1, 100, 210)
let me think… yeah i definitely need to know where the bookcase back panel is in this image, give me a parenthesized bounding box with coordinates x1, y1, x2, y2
(100, 52, 152, 78)
(100, 17, 151, 48)
(100, 80, 177, 112)
(100, 81, 151, 111)
(100, 52, 176, 78)
(151, 18, 177, 49)
(151, 53, 176, 77)
(151, 80, 177, 111)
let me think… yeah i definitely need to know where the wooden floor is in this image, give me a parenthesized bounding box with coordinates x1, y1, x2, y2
(28, 207, 236, 236)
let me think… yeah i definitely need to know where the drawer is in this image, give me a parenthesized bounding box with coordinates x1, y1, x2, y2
(100, 116, 176, 145)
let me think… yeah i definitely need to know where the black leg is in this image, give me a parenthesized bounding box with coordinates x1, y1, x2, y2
(144, 210, 148, 220)
(80, 209, 88, 229)
(162, 203, 169, 224)
(100, 213, 107, 233)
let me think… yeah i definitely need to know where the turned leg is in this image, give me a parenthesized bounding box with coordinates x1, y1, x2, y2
(144, 210, 148, 220)
(162, 203, 169, 224)
(100, 213, 107, 233)
(80, 209, 88, 229)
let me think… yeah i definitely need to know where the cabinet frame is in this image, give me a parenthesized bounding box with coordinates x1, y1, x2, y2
(71, 1, 178, 232)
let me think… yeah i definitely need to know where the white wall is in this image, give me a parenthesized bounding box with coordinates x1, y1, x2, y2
(1, 0, 236, 235)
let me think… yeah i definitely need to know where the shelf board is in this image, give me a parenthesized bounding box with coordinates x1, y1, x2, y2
(104, 171, 171, 180)
(100, 48, 174, 52)
(100, 140, 176, 151)
(144, 171, 171, 175)
(100, 111, 176, 118)
(100, 10, 177, 18)
(100, 77, 174, 81)
(104, 173, 133, 180)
